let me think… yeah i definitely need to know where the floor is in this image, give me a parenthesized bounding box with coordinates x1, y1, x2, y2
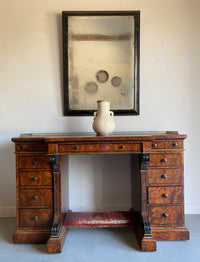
(0, 215, 199, 262)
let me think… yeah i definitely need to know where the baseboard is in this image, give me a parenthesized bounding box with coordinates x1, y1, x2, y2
(0, 207, 16, 217)
(185, 203, 200, 214)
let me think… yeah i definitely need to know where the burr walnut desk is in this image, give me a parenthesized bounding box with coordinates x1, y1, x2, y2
(12, 132, 189, 253)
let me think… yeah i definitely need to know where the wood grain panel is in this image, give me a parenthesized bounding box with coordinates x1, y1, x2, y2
(148, 168, 182, 184)
(148, 186, 183, 204)
(18, 156, 51, 169)
(149, 206, 183, 225)
(19, 208, 53, 228)
(20, 188, 53, 206)
(151, 141, 183, 150)
(19, 171, 52, 187)
(16, 143, 48, 152)
(149, 153, 181, 167)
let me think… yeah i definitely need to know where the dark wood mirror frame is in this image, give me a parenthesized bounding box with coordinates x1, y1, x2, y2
(62, 11, 140, 116)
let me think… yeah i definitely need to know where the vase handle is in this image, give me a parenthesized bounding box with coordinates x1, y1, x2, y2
(110, 111, 114, 117)
(94, 111, 97, 118)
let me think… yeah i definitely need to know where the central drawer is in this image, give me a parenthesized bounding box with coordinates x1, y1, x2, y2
(20, 188, 53, 206)
(58, 143, 101, 153)
(58, 142, 141, 153)
(148, 186, 183, 204)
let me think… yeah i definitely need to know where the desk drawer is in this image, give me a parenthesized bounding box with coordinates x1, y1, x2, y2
(19, 208, 53, 228)
(149, 153, 181, 167)
(149, 206, 183, 225)
(148, 186, 183, 204)
(19, 171, 52, 187)
(18, 156, 51, 169)
(100, 143, 141, 152)
(16, 143, 47, 152)
(148, 168, 182, 184)
(58, 143, 101, 153)
(20, 189, 53, 206)
(151, 141, 183, 150)
(58, 142, 141, 154)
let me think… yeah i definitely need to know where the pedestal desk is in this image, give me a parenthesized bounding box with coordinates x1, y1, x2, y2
(12, 131, 189, 253)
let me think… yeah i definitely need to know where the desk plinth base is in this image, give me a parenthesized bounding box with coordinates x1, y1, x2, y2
(46, 226, 68, 253)
(13, 212, 189, 253)
(13, 229, 51, 244)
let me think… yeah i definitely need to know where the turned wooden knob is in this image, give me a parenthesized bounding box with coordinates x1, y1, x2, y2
(33, 177, 38, 181)
(162, 193, 168, 198)
(161, 174, 167, 179)
(120, 145, 125, 149)
(163, 213, 168, 218)
(33, 196, 38, 200)
(152, 143, 157, 148)
(74, 146, 79, 150)
(173, 142, 178, 147)
(33, 216, 38, 221)
(161, 158, 167, 163)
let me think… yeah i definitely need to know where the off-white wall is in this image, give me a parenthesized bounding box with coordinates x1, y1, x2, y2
(0, 0, 200, 216)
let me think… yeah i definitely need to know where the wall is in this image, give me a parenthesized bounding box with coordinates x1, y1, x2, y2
(0, 0, 199, 216)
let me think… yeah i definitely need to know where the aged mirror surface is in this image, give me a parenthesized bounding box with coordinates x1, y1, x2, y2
(62, 11, 140, 116)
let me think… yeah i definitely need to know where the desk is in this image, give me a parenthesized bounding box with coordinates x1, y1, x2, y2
(12, 132, 189, 253)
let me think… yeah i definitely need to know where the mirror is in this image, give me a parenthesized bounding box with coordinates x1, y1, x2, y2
(62, 11, 140, 116)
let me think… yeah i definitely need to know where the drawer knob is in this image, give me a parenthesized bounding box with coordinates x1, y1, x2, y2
(161, 158, 167, 163)
(33, 215, 38, 221)
(120, 145, 125, 149)
(161, 174, 167, 179)
(152, 143, 157, 148)
(74, 146, 79, 150)
(33, 195, 38, 200)
(33, 161, 38, 166)
(33, 177, 38, 181)
(163, 213, 168, 218)
(162, 193, 168, 198)
(20, 145, 25, 149)
(173, 142, 178, 147)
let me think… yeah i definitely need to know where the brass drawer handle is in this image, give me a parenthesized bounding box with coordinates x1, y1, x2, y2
(33, 177, 38, 181)
(33, 195, 38, 200)
(120, 145, 125, 149)
(162, 193, 168, 198)
(152, 143, 157, 148)
(163, 213, 168, 218)
(32, 161, 38, 166)
(74, 146, 79, 150)
(161, 158, 167, 163)
(33, 215, 38, 221)
(173, 142, 178, 147)
(161, 174, 167, 179)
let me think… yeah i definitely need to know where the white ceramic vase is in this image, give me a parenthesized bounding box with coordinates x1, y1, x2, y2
(92, 100, 115, 136)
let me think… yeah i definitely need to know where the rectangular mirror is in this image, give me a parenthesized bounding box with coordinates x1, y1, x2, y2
(62, 11, 140, 116)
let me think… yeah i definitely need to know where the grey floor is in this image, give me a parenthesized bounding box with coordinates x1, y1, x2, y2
(0, 215, 199, 262)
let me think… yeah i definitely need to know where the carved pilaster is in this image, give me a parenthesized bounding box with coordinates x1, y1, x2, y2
(139, 153, 155, 249)
(49, 155, 61, 237)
